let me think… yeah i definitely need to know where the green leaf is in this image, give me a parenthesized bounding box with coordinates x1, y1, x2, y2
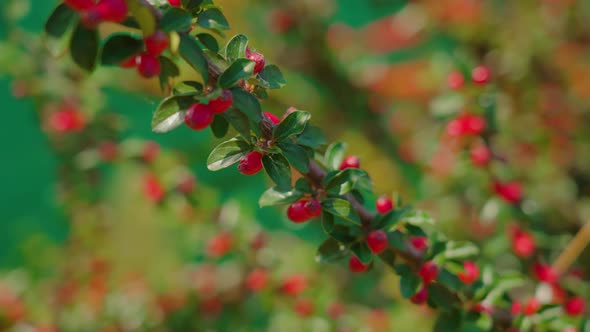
(294, 178, 313, 193)
(257, 65, 286, 89)
(404, 210, 435, 226)
(427, 284, 458, 309)
(100, 33, 143, 66)
(399, 273, 421, 298)
(207, 138, 251, 171)
(197, 33, 219, 52)
(178, 34, 208, 82)
(350, 242, 373, 264)
(230, 88, 262, 123)
(373, 206, 411, 230)
(223, 108, 251, 139)
(322, 198, 361, 225)
(259, 186, 303, 207)
(323, 168, 372, 195)
(225, 34, 248, 62)
(160, 7, 193, 32)
(45, 4, 76, 38)
(443, 241, 479, 260)
(151, 94, 196, 133)
(297, 125, 327, 148)
(181, 0, 204, 9)
(325, 142, 347, 170)
(129, 2, 157, 35)
(278, 142, 309, 173)
(433, 311, 461, 332)
(197, 8, 230, 31)
(210, 114, 229, 138)
(262, 154, 292, 189)
(317, 238, 348, 264)
(158, 56, 180, 90)
(273, 111, 311, 142)
(174, 81, 203, 94)
(218, 59, 255, 88)
(437, 269, 463, 291)
(70, 23, 98, 71)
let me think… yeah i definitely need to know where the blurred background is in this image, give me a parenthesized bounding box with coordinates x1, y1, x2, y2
(1, 0, 590, 331)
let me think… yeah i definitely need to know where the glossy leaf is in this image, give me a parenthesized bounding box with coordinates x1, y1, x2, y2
(128, 2, 157, 35)
(45, 4, 76, 38)
(210, 114, 229, 138)
(225, 34, 248, 62)
(223, 108, 251, 139)
(322, 198, 361, 225)
(259, 186, 303, 207)
(70, 23, 98, 71)
(325, 142, 347, 170)
(297, 125, 327, 148)
(316, 238, 348, 264)
(350, 242, 373, 264)
(278, 142, 310, 173)
(273, 110, 311, 142)
(323, 168, 372, 195)
(160, 7, 193, 32)
(257, 65, 286, 89)
(230, 88, 262, 123)
(178, 34, 208, 82)
(197, 33, 219, 52)
(219, 59, 255, 88)
(101, 33, 143, 66)
(207, 138, 251, 171)
(262, 154, 292, 189)
(197, 8, 230, 31)
(151, 94, 196, 133)
(399, 273, 421, 298)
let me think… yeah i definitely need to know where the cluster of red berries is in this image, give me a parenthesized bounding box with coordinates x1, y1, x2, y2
(446, 113, 487, 137)
(447, 65, 491, 90)
(183, 90, 233, 130)
(64, 0, 128, 28)
(120, 30, 170, 78)
(287, 199, 322, 223)
(235, 112, 285, 176)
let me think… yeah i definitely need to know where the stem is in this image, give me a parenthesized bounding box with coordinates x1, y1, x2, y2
(552, 221, 590, 275)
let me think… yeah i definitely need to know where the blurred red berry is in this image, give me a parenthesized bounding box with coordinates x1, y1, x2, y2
(176, 174, 196, 194)
(120, 55, 138, 68)
(366, 230, 388, 254)
(168, 0, 181, 6)
(561, 328, 578, 332)
(64, 0, 95, 11)
(447, 113, 486, 137)
(447, 70, 464, 90)
(281, 274, 307, 296)
(95, 0, 128, 23)
(348, 255, 368, 273)
(136, 53, 161, 78)
(246, 48, 265, 74)
(250, 232, 267, 250)
(49, 108, 86, 133)
(143, 173, 165, 203)
(268, 8, 294, 34)
(98, 141, 118, 162)
(511, 301, 522, 315)
(339, 155, 360, 170)
(238, 151, 264, 175)
(246, 268, 268, 292)
(184, 103, 214, 130)
(144, 31, 169, 56)
(564, 296, 585, 316)
(326, 302, 345, 319)
(533, 263, 558, 284)
(200, 297, 223, 316)
(472, 303, 493, 314)
(409, 236, 428, 253)
(494, 181, 523, 204)
(470, 144, 492, 167)
(510, 228, 535, 258)
(376, 195, 393, 214)
(141, 141, 160, 163)
(287, 200, 310, 223)
(264, 112, 281, 125)
(457, 261, 480, 285)
(410, 287, 428, 304)
(209, 90, 233, 114)
(294, 298, 314, 317)
(523, 298, 540, 316)
(419, 261, 439, 284)
(472, 65, 491, 84)
(206, 232, 232, 258)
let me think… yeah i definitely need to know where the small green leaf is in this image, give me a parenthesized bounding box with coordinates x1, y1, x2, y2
(273, 110, 311, 142)
(197, 33, 219, 52)
(317, 238, 348, 264)
(174, 81, 203, 94)
(207, 138, 251, 171)
(100, 33, 143, 66)
(223, 108, 251, 139)
(433, 311, 461, 332)
(45, 4, 76, 38)
(295, 178, 313, 193)
(427, 284, 458, 309)
(151, 94, 196, 133)
(225, 34, 248, 62)
(158, 56, 180, 90)
(259, 186, 303, 207)
(160, 7, 193, 32)
(399, 273, 421, 298)
(257, 65, 286, 89)
(178, 34, 208, 82)
(181, 0, 204, 9)
(129, 2, 157, 35)
(373, 206, 411, 230)
(210, 114, 229, 138)
(437, 269, 463, 291)
(230, 88, 262, 123)
(297, 125, 327, 148)
(197, 8, 230, 31)
(262, 154, 292, 189)
(278, 142, 309, 173)
(350, 241, 373, 264)
(325, 142, 347, 170)
(443, 241, 479, 260)
(322, 198, 361, 225)
(404, 210, 435, 226)
(323, 168, 372, 195)
(70, 23, 99, 71)
(219, 59, 255, 88)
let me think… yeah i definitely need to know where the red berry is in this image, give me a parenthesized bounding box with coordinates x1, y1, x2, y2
(348, 255, 368, 273)
(472, 65, 491, 84)
(409, 236, 428, 253)
(145, 31, 169, 56)
(564, 296, 585, 316)
(245, 268, 268, 291)
(98, 141, 118, 162)
(523, 298, 540, 316)
(447, 71, 464, 90)
(250, 232, 267, 250)
(263, 112, 281, 125)
(143, 173, 165, 203)
(470, 144, 492, 167)
(287, 200, 310, 223)
(366, 230, 388, 254)
(326, 302, 345, 319)
(281, 274, 307, 296)
(410, 287, 428, 304)
(120, 55, 138, 68)
(511, 301, 522, 315)
(79, 7, 102, 28)
(237, 151, 264, 175)
(446, 114, 486, 137)
(176, 174, 196, 194)
(294, 298, 314, 317)
(49, 108, 86, 133)
(184, 103, 214, 130)
(95, 0, 128, 23)
(533, 263, 558, 284)
(142, 141, 160, 163)
(168, 0, 182, 6)
(136, 53, 161, 78)
(206, 232, 232, 258)
(268, 8, 294, 34)
(64, 0, 95, 11)
(246, 48, 265, 74)
(562, 328, 578, 332)
(376, 195, 393, 214)
(419, 261, 439, 284)
(473, 303, 493, 314)
(304, 199, 322, 218)
(494, 181, 523, 204)
(457, 261, 480, 285)
(339, 155, 360, 170)
(199, 297, 223, 316)
(509, 227, 535, 258)
(208, 90, 233, 114)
